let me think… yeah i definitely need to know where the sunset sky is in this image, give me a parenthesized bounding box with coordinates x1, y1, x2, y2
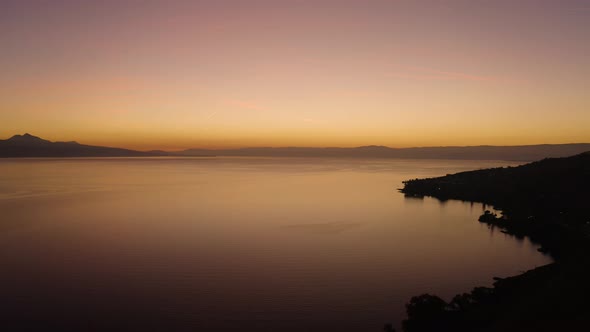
(1, 0, 589, 150)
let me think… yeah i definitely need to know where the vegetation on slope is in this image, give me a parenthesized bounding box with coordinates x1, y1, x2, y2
(396, 152, 590, 331)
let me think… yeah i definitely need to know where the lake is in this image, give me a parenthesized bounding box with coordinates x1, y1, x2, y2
(0, 157, 551, 331)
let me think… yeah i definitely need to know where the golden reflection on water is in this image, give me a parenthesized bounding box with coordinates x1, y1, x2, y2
(0, 157, 551, 331)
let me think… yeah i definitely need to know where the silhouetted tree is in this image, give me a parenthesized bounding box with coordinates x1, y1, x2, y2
(402, 294, 448, 332)
(383, 323, 396, 332)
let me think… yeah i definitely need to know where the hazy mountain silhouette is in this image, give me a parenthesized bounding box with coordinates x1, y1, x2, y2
(2, 134, 590, 160)
(178, 144, 590, 161)
(0, 133, 165, 157)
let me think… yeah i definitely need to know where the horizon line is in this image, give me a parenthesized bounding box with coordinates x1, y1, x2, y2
(3, 133, 590, 153)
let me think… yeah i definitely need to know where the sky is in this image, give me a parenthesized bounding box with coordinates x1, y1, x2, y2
(1, 0, 589, 150)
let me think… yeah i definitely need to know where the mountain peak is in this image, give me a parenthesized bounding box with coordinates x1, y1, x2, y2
(11, 133, 39, 139)
(7, 133, 49, 143)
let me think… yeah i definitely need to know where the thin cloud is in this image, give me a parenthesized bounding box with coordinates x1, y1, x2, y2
(385, 72, 462, 81)
(386, 65, 516, 83)
(206, 110, 218, 119)
(406, 65, 497, 82)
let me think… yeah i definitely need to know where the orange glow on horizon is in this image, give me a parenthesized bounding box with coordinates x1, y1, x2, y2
(1, 1, 589, 149)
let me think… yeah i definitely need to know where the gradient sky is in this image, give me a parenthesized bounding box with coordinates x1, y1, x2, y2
(1, 0, 589, 150)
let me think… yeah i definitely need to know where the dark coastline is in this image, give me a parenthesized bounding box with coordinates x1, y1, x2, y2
(396, 152, 590, 331)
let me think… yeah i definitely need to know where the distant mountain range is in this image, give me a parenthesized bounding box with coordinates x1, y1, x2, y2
(177, 144, 590, 161)
(0, 133, 161, 158)
(1, 133, 590, 161)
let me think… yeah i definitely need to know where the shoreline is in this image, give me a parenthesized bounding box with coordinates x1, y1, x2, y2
(396, 152, 590, 331)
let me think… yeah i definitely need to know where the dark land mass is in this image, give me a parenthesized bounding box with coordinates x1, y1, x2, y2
(2, 133, 590, 161)
(396, 152, 590, 332)
(0, 133, 169, 157)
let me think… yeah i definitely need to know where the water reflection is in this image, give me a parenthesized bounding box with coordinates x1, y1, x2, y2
(0, 157, 551, 332)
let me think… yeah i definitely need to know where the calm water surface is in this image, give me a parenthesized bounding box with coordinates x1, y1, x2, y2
(0, 157, 551, 331)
